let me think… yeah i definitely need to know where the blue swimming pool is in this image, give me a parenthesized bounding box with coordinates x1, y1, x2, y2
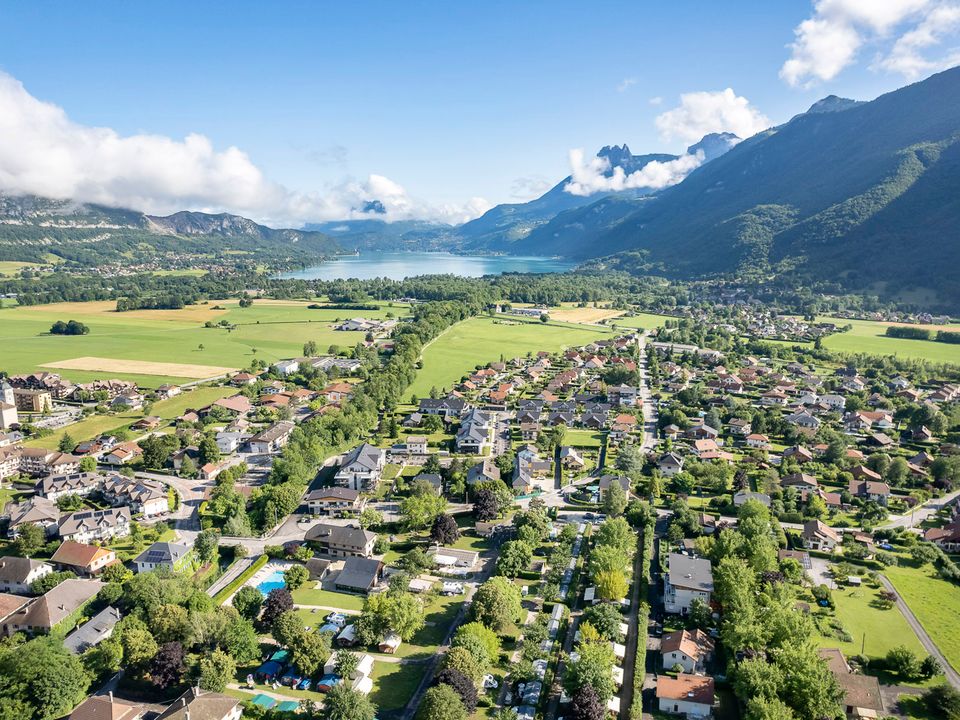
(257, 569, 286, 595)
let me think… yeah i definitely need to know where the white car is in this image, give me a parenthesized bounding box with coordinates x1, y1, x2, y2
(482, 674, 499, 689)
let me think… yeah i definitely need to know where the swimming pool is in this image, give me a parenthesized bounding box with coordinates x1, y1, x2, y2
(257, 569, 287, 595)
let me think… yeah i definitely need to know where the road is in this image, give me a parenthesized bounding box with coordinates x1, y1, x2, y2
(880, 488, 960, 530)
(878, 574, 960, 688)
(636, 332, 658, 451)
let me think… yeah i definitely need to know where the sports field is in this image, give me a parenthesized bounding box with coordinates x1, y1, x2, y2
(818, 316, 960, 365)
(0, 299, 410, 387)
(408, 315, 612, 399)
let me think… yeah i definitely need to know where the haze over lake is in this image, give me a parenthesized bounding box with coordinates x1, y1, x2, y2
(280, 251, 575, 281)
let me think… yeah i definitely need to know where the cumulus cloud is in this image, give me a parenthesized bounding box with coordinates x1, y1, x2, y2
(648, 96, 663, 106)
(654, 88, 770, 144)
(780, 0, 960, 86)
(0, 71, 488, 226)
(510, 175, 553, 200)
(564, 150, 704, 196)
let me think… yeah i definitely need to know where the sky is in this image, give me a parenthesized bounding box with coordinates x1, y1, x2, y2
(0, 0, 958, 226)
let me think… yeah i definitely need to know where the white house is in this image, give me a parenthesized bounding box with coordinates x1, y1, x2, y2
(663, 553, 713, 615)
(657, 674, 715, 717)
(334, 443, 385, 491)
(660, 629, 715, 674)
(273, 360, 300, 376)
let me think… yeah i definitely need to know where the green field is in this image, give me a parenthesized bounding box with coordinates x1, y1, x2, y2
(814, 585, 926, 661)
(26, 385, 237, 449)
(608, 311, 675, 330)
(408, 316, 611, 398)
(885, 563, 960, 673)
(0, 299, 410, 386)
(0, 261, 45, 276)
(819, 317, 960, 365)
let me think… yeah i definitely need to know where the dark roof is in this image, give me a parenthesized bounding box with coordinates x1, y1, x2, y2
(63, 605, 122, 653)
(134, 541, 190, 565)
(335, 557, 383, 592)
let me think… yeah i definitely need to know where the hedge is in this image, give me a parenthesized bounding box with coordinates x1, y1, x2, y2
(212, 553, 268, 605)
(629, 517, 655, 720)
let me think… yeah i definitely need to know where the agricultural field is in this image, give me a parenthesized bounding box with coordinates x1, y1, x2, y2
(607, 311, 675, 331)
(408, 315, 611, 399)
(818, 316, 960, 365)
(0, 299, 410, 387)
(0, 261, 45, 276)
(884, 562, 960, 673)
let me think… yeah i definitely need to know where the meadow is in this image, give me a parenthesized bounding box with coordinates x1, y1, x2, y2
(818, 316, 960, 365)
(0, 299, 410, 387)
(606, 311, 674, 331)
(407, 315, 612, 399)
(884, 562, 960, 673)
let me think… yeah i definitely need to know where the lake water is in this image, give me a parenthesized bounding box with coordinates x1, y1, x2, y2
(280, 251, 575, 281)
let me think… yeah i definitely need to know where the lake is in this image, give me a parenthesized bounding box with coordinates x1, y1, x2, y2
(279, 251, 575, 281)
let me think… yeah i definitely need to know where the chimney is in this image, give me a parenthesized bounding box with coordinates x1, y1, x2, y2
(109, 692, 113, 702)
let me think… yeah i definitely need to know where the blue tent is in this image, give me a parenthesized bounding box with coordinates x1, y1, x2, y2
(276, 701, 299, 713)
(250, 695, 276, 709)
(256, 660, 283, 681)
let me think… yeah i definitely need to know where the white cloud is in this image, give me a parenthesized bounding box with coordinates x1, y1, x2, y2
(654, 88, 770, 144)
(510, 175, 552, 200)
(0, 71, 488, 226)
(648, 96, 663, 105)
(780, 0, 960, 86)
(617, 77, 637, 93)
(564, 149, 704, 196)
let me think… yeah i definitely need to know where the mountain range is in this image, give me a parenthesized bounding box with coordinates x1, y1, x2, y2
(1, 67, 959, 307)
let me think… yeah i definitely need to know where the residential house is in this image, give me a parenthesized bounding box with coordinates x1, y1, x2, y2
(819, 648, 884, 719)
(305, 487, 365, 516)
(658, 452, 685, 478)
(2, 578, 103, 636)
(467, 458, 500, 486)
(209, 395, 253, 417)
(657, 674, 715, 718)
(134, 541, 194, 573)
(64, 605, 122, 654)
(50, 541, 118, 576)
(802, 519, 840, 551)
(334, 443, 385, 491)
(781, 472, 818, 490)
(155, 688, 241, 720)
(456, 409, 491, 454)
(427, 546, 480, 574)
(273, 359, 300, 376)
(848, 479, 891, 505)
(418, 397, 467, 420)
(6, 496, 60, 538)
(58, 508, 131, 543)
(68, 695, 144, 720)
(513, 445, 552, 493)
(0, 556, 53, 594)
(248, 421, 296, 454)
(413, 473, 443, 495)
(37, 472, 101, 502)
(745, 433, 770, 450)
(404, 435, 429, 456)
(103, 442, 143, 466)
(101, 475, 169, 517)
(663, 553, 713, 615)
(334, 557, 384, 594)
(306, 523, 377, 558)
(598, 474, 630, 496)
(660, 629, 715, 674)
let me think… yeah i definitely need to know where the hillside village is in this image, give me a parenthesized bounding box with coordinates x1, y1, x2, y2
(0, 298, 959, 720)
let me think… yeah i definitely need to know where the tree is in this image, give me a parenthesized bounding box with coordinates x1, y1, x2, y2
(887, 645, 922, 680)
(924, 684, 960, 720)
(262, 587, 294, 626)
(582, 603, 624, 641)
(151, 603, 189, 643)
(224, 616, 261, 665)
(334, 650, 360, 679)
(290, 630, 332, 676)
(570, 684, 605, 720)
(443, 646, 484, 683)
(79, 456, 97, 472)
(471, 577, 522, 631)
(435, 668, 478, 712)
(101, 563, 132, 585)
(198, 649, 235, 692)
(14, 523, 44, 557)
(58, 433, 75, 453)
(452, 622, 500, 669)
(303, 340, 318, 357)
(272, 611, 306, 648)
(198, 435, 220, 466)
(921, 655, 943, 680)
(151, 641, 186, 688)
(400, 492, 446, 531)
(595, 569, 629, 601)
(496, 540, 533, 578)
(359, 508, 383, 530)
(416, 684, 466, 720)
(119, 621, 158, 670)
(232, 585, 263, 622)
(602, 480, 628, 517)
(911, 543, 941, 565)
(195, 530, 220, 566)
(284, 564, 309, 590)
(31, 570, 76, 595)
(0, 636, 91, 720)
(473, 488, 500, 521)
(745, 697, 795, 720)
(323, 684, 378, 720)
(82, 636, 123, 677)
(430, 514, 460, 545)
(564, 640, 615, 702)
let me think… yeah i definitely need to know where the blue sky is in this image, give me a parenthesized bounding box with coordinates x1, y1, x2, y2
(1, 1, 957, 224)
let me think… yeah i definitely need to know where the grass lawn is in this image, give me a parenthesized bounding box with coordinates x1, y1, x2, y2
(25, 410, 143, 450)
(608, 312, 674, 331)
(885, 562, 960, 672)
(0, 261, 46, 276)
(408, 315, 611, 399)
(0, 299, 411, 386)
(290, 586, 367, 612)
(368, 661, 423, 711)
(152, 385, 238, 419)
(813, 585, 927, 661)
(565, 429, 604, 448)
(451, 533, 492, 552)
(817, 316, 960, 365)
(109, 527, 176, 561)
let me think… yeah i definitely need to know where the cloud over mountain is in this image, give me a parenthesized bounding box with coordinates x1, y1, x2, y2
(0, 71, 488, 225)
(654, 88, 770, 144)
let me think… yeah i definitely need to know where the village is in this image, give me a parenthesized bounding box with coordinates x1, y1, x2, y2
(0, 299, 959, 720)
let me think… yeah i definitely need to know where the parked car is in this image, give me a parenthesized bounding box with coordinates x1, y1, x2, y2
(482, 674, 499, 689)
(297, 678, 312, 691)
